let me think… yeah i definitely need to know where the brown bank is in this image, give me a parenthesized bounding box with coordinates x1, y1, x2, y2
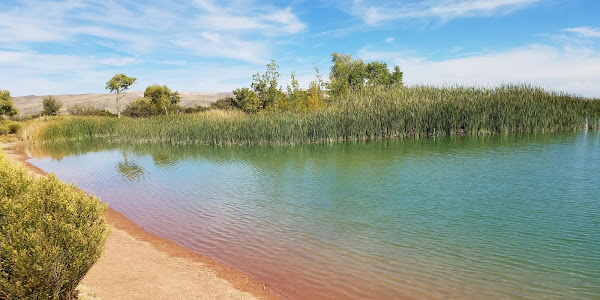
(2, 141, 280, 300)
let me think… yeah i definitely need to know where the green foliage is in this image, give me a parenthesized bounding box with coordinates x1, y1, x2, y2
(0, 120, 21, 135)
(143, 84, 181, 115)
(67, 104, 116, 117)
(329, 53, 403, 98)
(122, 85, 182, 117)
(67, 104, 97, 116)
(41, 96, 63, 116)
(251, 60, 285, 111)
(29, 85, 600, 146)
(180, 105, 208, 114)
(69, 104, 115, 117)
(232, 88, 260, 113)
(122, 97, 162, 118)
(105, 73, 137, 118)
(210, 97, 237, 110)
(233, 62, 326, 113)
(0, 152, 109, 300)
(6, 122, 21, 134)
(0, 90, 18, 117)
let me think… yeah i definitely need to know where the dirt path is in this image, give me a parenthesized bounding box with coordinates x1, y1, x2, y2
(1, 141, 280, 300)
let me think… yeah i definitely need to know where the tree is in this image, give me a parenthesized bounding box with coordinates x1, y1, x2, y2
(0, 89, 18, 117)
(232, 87, 260, 113)
(286, 72, 308, 112)
(41, 96, 63, 116)
(106, 73, 136, 118)
(251, 60, 286, 110)
(143, 84, 181, 115)
(329, 53, 367, 97)
(328, 53, 403, 98)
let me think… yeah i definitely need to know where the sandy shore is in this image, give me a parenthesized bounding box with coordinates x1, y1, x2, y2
(1, 141, 280, 300)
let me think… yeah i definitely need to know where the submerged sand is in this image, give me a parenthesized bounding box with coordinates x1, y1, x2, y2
(1, 141, 279, 300)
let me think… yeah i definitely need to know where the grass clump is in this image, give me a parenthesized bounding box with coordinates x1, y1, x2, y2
(21, 85, 600, 146)
(0, 152, 109, 299)
(0, 121, 22, 136)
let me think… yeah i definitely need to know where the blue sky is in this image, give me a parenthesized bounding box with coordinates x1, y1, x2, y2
(1, 0, 599, 97)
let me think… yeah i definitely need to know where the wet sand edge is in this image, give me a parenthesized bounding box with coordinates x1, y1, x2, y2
(1, 140, 281, 300)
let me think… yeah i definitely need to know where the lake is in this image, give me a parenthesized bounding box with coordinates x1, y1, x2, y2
(28, 132, 600, 299)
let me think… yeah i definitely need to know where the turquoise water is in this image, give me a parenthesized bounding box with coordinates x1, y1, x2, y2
(28, 132, 600, 299)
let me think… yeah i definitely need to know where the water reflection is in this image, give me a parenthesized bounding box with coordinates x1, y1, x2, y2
(115, 151, 144, 182)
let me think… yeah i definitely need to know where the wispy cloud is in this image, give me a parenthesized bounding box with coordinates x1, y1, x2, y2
(348, 0, 542, 25)
(562, 27, 600, 38)
(0, 0, 306, 61)
(173, 33, 267, 64)
(0, 0, 309, 95)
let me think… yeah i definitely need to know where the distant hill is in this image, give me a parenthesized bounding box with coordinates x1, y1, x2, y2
(11, 91, 233, 116)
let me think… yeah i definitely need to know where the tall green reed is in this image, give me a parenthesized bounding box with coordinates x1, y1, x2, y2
(27, 85, 600, 146)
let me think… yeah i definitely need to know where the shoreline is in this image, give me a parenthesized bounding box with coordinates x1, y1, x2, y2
(1, 140, 280, 300)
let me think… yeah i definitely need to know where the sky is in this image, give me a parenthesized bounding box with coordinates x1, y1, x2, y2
(1, 0, 599, 97)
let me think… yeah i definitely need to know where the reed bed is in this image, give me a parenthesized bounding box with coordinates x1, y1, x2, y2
(24, 85, 600, 145)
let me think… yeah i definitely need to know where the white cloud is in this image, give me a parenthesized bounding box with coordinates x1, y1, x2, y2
(194, 7, 306, 35)
(262, 7, 307, 34)
(101, 57, 140, 66)
(358, 44, 600, 98)
(173, 33, 267, 64)
(349, 0, 542, 25)
(385, 37, 395, 43)
(562, 27, 600, 38)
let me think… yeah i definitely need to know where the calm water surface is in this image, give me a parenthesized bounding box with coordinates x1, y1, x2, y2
(28, 132, 600, 299)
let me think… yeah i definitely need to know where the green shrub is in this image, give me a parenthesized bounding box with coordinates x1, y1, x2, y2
(122, 97, 163, 118)
(41, 96, 63, 116)
(6, 122, 21, 134)
(0, 125, 8, 135)
(91, 109, 116, 117)
(67, 104, 116, 117)
(0, 153, 110, 300)
(180, 105, 209, 114)
(67, 104, 96, 116)
(210, 97, 236, 110)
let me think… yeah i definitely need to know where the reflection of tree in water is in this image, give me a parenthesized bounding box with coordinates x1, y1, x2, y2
(116, 151, 144, 182)
(152, 151, 177, 169)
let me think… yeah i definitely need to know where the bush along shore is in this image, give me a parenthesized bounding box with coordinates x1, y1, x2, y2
(21, 85, 600, 146)
(0, 151, 109, 299)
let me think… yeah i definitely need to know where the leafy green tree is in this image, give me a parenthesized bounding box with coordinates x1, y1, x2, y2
(41, 96, 63, 116)
(0, 89, 18, 117)
(329, 53, 403, 98)
(143, 84, 181, 115)
(329, 53, 366, 97)
(286, 72, 308, 112)
(232, 87, 260, 113)
(122, 97, 160, 117)
(251, 60, 286, 110)
(105, 73, 136, 118)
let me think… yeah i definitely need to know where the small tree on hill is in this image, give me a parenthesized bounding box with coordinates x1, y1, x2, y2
(106, 73, 136, 118)
(41, 96, 63, 116)
(0, 89, 18, 117)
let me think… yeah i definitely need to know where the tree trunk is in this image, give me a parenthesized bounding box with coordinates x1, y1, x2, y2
(116, 91, 121, 119)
